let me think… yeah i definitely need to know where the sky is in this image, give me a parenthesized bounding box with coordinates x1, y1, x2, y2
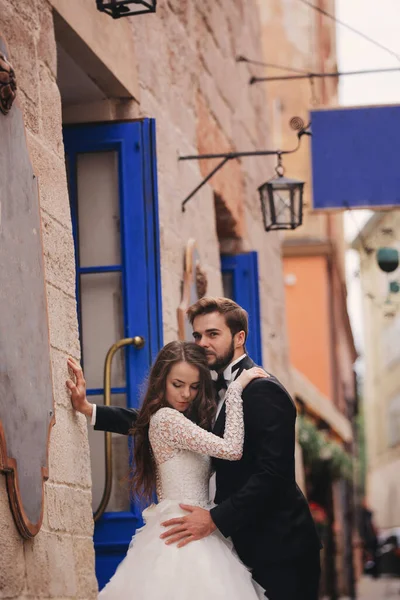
(335, 0, 400, 356)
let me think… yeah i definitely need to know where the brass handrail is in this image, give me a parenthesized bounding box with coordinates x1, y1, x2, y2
(93, 336, 145, 522)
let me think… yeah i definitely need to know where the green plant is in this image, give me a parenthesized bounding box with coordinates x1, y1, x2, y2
(298, 415, 354, 481)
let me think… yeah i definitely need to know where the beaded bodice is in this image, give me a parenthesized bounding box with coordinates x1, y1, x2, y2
(149, 381, 243, 508)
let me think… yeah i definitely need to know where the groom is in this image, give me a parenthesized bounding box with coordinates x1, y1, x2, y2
(71, 297, 321, 599)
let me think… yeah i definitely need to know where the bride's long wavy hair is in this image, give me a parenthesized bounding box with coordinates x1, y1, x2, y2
(130, 341, 216, 504)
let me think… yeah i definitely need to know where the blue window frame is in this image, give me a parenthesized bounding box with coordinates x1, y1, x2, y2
(65, 120, 163, 405)
(221, 252, 263, 366)
(63, 119, 163, 588)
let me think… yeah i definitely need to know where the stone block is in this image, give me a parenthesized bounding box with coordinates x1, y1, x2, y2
(18, 88, 40, 135)
(45, 532, 77, 598)
(196, 13, 219, 77)
(26, 131, 72, 227)
(45, 483, 93, 536)
(41, 211, 76, 299)
(163, 325, 178, 344)
(25, 528, 51, 598)
(225, 3, 243, 57)
(48, 406, 92, 488)
(168, 88, 196, 143)
(204, 1, 231, 59)
(47, 284, 80, 356)
(0, 0, 15, 23)
(0, 8, 40, 125)
(6, 0, 39, 26)
(39, 62, 64, 159)
(165, 0, 188, 25)
(197, 70, 233, 141)
(37, 3, 57, 77)
(160, 227, 186, 273)
(0, 478, 25, 598)
(131, 12, 170, 101)
(73, 535, 98, 598)
(198, 42, 238, 113)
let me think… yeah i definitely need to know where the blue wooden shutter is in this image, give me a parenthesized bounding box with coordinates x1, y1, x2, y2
(221, 252, 263, 365)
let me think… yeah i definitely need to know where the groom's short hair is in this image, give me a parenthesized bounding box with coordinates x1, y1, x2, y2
(187, 297, 248, 342)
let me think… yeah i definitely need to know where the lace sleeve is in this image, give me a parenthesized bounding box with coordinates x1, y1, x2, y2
(151, 381, 244, 461)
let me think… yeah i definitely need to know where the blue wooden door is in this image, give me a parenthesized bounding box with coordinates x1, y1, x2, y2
(221, 252, 263, 366)
(63, 120, 163, 589)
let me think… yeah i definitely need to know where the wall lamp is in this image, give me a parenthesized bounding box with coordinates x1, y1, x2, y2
(96, 0, 156, 18)
(180, 117, 311, 232)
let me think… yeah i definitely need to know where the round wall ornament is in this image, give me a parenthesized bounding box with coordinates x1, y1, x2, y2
(0, 51, 17, 115)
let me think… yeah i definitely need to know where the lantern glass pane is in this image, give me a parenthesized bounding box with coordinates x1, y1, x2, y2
(259, 179, 303, 231)
(272, 188, 293, 226)
(259, 185, 272, 230)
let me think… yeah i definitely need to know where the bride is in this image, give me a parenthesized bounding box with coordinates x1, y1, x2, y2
(67, 341, 268, 599)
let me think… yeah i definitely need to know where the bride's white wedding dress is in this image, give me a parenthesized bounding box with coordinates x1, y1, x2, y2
(98, 381, 265, 599)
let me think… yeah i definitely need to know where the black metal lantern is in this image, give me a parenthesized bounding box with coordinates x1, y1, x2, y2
(258, 155, 304, 231)
(96, 0, 156, 18)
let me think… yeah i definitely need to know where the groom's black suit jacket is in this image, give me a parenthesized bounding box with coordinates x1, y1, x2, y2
(209, 355, 321, 568)
(94, 355, 321, 570)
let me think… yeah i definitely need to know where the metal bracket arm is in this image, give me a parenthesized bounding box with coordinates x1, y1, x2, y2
(180, 130, 309, 212)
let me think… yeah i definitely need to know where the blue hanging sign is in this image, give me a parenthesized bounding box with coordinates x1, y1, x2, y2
(311, 105, 400, 210)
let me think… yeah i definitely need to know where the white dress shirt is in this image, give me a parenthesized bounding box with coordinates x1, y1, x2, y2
(90, 402, 97, 426)
(211, 354, 247, 422)
(208, 354, 247, 501)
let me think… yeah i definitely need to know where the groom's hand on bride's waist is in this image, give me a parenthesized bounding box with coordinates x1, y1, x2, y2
(160, 504, 217, 548)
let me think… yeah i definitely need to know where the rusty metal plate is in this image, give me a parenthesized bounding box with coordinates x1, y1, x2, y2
(0, 34, 54, 538)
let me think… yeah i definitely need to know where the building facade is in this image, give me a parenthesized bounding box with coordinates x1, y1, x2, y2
(353, 211, 400, 534)
(258, 1, 359, 597)
(0, 1, 298, 596)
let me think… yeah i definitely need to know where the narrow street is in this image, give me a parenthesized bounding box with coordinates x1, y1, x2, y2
(357, 577, 400, 600)
(334, 577, 400, 599)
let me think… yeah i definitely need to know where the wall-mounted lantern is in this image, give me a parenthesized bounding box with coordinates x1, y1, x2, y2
(179, 117, 310, 232)
(258, 154, 304, 231)
(96, 0, 156, 18)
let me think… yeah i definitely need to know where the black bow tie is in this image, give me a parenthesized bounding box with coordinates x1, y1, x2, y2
(214, 372, 228, 394)
(231, 361, 243, 375)
(213, 360, 244, 394)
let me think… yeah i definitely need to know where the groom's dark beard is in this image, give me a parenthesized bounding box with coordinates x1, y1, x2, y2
(208, 338, 235, 373)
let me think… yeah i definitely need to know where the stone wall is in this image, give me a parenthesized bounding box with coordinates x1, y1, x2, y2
(0, 0, 293, 597)
(0, 1, 97, 597)
(130, 1, 292, 383)
(357, 211, 400, 530)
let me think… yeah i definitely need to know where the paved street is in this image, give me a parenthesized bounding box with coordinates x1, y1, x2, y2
(356, 577, 400, 599)
(326, 577, 400, 600)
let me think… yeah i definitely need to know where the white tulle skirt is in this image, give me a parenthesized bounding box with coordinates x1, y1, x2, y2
(98, 499, 265, 599)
